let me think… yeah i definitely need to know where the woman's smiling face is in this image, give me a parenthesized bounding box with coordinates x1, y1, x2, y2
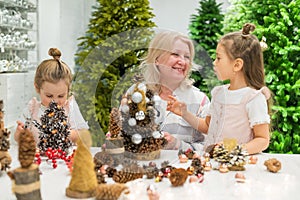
(156, 39, 191, 84)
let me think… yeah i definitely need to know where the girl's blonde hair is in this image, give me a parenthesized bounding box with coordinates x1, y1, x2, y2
(140, 30, 195, 92)
(34, 48, 72, 93)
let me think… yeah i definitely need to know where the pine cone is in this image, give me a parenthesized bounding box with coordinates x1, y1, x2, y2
(191, 158, 204, 175)
(109, 108, 122, 138)
(112, 170, 143, 183)
(96, 183, 128, 200)
(169, 168, 188, 186)
(96, 171, 106, 184)
(94, 151, 114, 167)
(18, 128, 36, 168)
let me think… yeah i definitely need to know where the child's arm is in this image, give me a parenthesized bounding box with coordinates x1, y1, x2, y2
(244, 123, 270, 155)
(166, 95, 210, 133)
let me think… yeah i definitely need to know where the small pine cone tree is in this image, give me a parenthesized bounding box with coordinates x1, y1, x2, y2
(169, 168, 188, 187)
(109, 108, 122, 138)
(96, 183, 129, 200)
(18, 128, 36, 168)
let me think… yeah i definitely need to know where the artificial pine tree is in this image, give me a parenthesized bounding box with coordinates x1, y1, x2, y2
(33, 101, 72, 154)
(73, 0, 156, 146)
(223, 0, 300, 153)
(189, 0, 224, 96)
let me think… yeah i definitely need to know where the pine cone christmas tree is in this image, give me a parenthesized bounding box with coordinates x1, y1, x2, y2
(32, 101, 72, 154)
(120, 82, 167, 160)
(109, 108, 122, 138)
(18, 128, 36, 168)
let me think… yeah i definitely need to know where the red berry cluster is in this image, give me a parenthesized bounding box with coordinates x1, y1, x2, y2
(34, 147, 75, 169)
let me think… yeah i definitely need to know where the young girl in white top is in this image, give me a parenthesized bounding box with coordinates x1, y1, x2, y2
(14, 48, 89, 143)
(167, 23, 271, 154)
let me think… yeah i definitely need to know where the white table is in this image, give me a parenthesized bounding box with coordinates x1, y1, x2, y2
(1, 146, 300, 200)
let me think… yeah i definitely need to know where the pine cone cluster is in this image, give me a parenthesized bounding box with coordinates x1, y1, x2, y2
(96, 183, 129, 200)
(169, 168, 188, 186)
(18, 128, 36, 168)
(213, 144, 248, 171)
(109, 108, 122, 138)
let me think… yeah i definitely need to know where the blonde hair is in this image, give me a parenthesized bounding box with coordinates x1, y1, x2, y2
(140, 31, 195, 92)
(34, 48, 72, 93)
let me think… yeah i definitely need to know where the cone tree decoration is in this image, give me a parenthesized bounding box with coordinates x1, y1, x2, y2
(32, 101, 72, 154)
(7, 125, 42, 200)
(18, 126, 36, 168)
(120, 82, 167, 160)
(0, 100, 12, 172)
(66, 129, 98, 198)
(103, 107, 124, 166)
(109, 107, 122, 138)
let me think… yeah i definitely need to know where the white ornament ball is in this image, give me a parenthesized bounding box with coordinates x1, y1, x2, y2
(152, 94, 161, 104)
(132, 134, 142, 144)
(120, 105, 129, 113)
(128, 118, 137, 126)
(152, 131, 163, 139)
(132, 92, 143, 103)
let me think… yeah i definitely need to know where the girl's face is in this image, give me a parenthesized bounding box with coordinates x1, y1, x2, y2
(156, 39, 191, 84)
(38, 79, 68, 107)
(213, 43, 235, 81)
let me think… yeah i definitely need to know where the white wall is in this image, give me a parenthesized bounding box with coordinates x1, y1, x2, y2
(38, 0, 229, 70)
(38, 0, 95, 71)
(149, 0, 229, 35)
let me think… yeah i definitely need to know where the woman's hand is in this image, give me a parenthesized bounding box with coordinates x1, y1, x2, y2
(166, 95, 187, 117)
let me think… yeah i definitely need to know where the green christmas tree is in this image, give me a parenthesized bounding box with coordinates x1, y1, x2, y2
(72, 0, 156, 146)
(223, 0, 300, 153)
(189, 0, 224, 96)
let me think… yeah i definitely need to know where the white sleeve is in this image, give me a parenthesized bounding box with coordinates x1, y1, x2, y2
(68, 97, 89, 130)
(246, 93, 270, 128)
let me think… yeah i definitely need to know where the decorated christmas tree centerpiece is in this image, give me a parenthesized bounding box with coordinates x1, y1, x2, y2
(32, 100, 72, 157)
(120, 82, 167, 160)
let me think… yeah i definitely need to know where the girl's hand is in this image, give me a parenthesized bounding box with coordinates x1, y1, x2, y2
(166, 95, 187, 116)
(14, 120, 25, 142)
